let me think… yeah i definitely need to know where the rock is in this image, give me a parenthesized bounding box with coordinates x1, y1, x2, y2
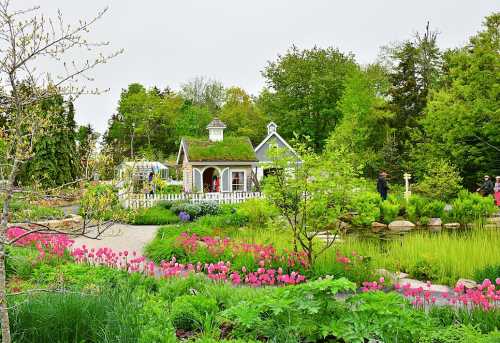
(444, 223, 461, 229)
(388, 220, 415, 232)
(371, 222, 387, 233)
(428, 218, 442, 227)
(338, 220, 350, 232)
(456, 278, 477, 289)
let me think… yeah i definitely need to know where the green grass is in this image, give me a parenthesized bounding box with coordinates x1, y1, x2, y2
(184, 136, 257, 161)
(332, 228, 500, 285)
(131, 206, 180, 225)
(9, 200, 65, 222)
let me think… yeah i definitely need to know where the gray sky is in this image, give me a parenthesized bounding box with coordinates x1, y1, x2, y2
(19, 0, 499, 134)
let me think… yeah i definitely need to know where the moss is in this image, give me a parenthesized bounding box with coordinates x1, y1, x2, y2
(184, 136, 257, 161)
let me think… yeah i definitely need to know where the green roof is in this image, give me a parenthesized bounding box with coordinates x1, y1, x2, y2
(183, 136, 257, 162)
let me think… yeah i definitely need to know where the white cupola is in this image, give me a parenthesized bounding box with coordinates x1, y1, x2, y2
(267, 122, 278, 135)
(206, 118, 227, 142)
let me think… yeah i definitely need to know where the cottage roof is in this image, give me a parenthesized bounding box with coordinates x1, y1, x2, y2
(177, 136, 257, 164)
(206, 117, 227, 129)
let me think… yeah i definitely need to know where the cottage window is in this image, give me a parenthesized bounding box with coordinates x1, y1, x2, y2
(231, 171, 245, 191)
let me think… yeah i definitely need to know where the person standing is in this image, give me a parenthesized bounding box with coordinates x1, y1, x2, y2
(494, 176, 500, 206)
(377, 171, 389, 200)
(477, 175, 494, 197)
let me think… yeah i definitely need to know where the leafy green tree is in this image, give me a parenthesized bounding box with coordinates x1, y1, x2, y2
(331, 65, 393, 176)
(219, 87, 268, 144)
(17, 95, 79, 187)
(413, 159, 463, 201)
(260, 46, 357, 151)
(263, 138, 359, 265)
(413, 13, 500, 188)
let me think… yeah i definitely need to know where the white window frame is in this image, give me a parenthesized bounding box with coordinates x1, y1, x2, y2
(230, 169, 246, 192)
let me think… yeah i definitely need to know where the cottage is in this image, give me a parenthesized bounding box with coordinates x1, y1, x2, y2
(176, 118, 257, 193)
(253, 122, 299, 181)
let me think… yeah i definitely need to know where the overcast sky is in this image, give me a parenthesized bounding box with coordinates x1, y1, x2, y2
(19, 0, 499, 134)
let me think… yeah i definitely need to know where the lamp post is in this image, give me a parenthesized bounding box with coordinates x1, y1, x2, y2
(403, 173, 412, 202)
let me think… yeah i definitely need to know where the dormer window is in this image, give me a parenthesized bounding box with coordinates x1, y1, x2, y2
(267, 122, 278, 135)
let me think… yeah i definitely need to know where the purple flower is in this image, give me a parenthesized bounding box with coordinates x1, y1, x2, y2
(179, 211, 191, 222)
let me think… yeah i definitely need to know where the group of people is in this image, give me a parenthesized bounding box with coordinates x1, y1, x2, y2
(478, 175, 500, 206)
(377, 172, 500, 207)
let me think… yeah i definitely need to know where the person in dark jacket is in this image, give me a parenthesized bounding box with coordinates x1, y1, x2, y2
(377, 171, 389, 200)
(477, 175, 494, 196)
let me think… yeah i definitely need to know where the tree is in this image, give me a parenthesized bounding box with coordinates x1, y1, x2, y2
(330, 65, 393, 176)
(219, 87, 268, 144)
(260, 46, 357, 151)
(17, 93, 79, 187)
(384, 23, 442, 178)
(0, 2, 120, 341)
(263, 139, 359, 265)
(76, 124, 100, 180)
(413, 13, 500, 188)
(413, 159, 463, 201)
(180, 76, 226, 113)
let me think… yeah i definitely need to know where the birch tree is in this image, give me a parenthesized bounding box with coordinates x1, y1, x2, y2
(0, 2, 121, 341)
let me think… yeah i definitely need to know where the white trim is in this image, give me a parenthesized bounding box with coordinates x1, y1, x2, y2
(201, 166, 222, 174)
(176, 139, 186, 165)
(230, 169, 247, 192)
(254, 131, 299, 159)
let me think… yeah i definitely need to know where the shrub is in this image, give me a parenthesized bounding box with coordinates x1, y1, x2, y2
(474, 264, 500, 287)
(198, 201, 220, 216)
(131, 206, 180, 225)
(157, 184, 183, 194)
(407, 259, 440, 281)
(380, 196, 400, 224)
(170, 295, 219, 332)
(236, 198, 278, 228)
(448, 191, 497, 226)
(350, 191, 381, 226)
(9, 290, 142, 343)
(9, 200, 65, 222)
(413, 159, 463, 202)
(79, 183, 119, 221)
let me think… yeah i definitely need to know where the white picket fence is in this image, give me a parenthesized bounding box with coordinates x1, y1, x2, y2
(120, 192, 262, 209)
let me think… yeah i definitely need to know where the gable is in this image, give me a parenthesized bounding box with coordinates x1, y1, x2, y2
(255, 132, 298, 162)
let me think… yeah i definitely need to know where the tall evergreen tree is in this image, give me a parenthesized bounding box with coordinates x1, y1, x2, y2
(18, 94, 79, 187)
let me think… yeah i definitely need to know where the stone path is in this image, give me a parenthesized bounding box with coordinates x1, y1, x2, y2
(73, 223, 160, 255)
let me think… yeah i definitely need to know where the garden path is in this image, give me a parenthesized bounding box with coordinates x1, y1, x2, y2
(73, 223, 159, 255)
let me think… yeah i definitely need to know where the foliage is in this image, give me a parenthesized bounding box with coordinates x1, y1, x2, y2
(259, 46, 357, 151)
(412, 13, 500, 188)
(448, 191, 497, 226)
(339, 228, 500, 285)
(170, 201, 220, 220)
(131, 206, 180, 225)
(380, 196, 400, 224)
(407, 194, 446, 224)
(183, 136, 256, 161)
(9, 200, 65, 222)
(263, 141, 359, 265)
(16, 94, 79, 187)
(474, 264, 500, 286)
(156, 184, 183, 195)
(235, 198, 278, 228)
(170, 295, 219, 332)
(79, 183, 119, 222)
(350, 191, 381, 226)
(9, 290, 143, 343)
(413, 159, 463, 201)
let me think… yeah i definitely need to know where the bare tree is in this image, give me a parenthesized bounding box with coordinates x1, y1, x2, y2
(0, 2, 121, 341)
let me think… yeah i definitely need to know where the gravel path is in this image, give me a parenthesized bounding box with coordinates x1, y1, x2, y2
(73, 223, 160, 255)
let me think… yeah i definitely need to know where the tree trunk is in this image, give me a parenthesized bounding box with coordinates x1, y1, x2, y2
(0, 159, 19, 343)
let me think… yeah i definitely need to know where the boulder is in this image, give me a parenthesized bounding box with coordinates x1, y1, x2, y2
(456, 278, 477, 289)
(388, 220, 415, 232)
(428, 218, 442, 227)
(444, 223, 461, 229)
(371, 222, 387, 233)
